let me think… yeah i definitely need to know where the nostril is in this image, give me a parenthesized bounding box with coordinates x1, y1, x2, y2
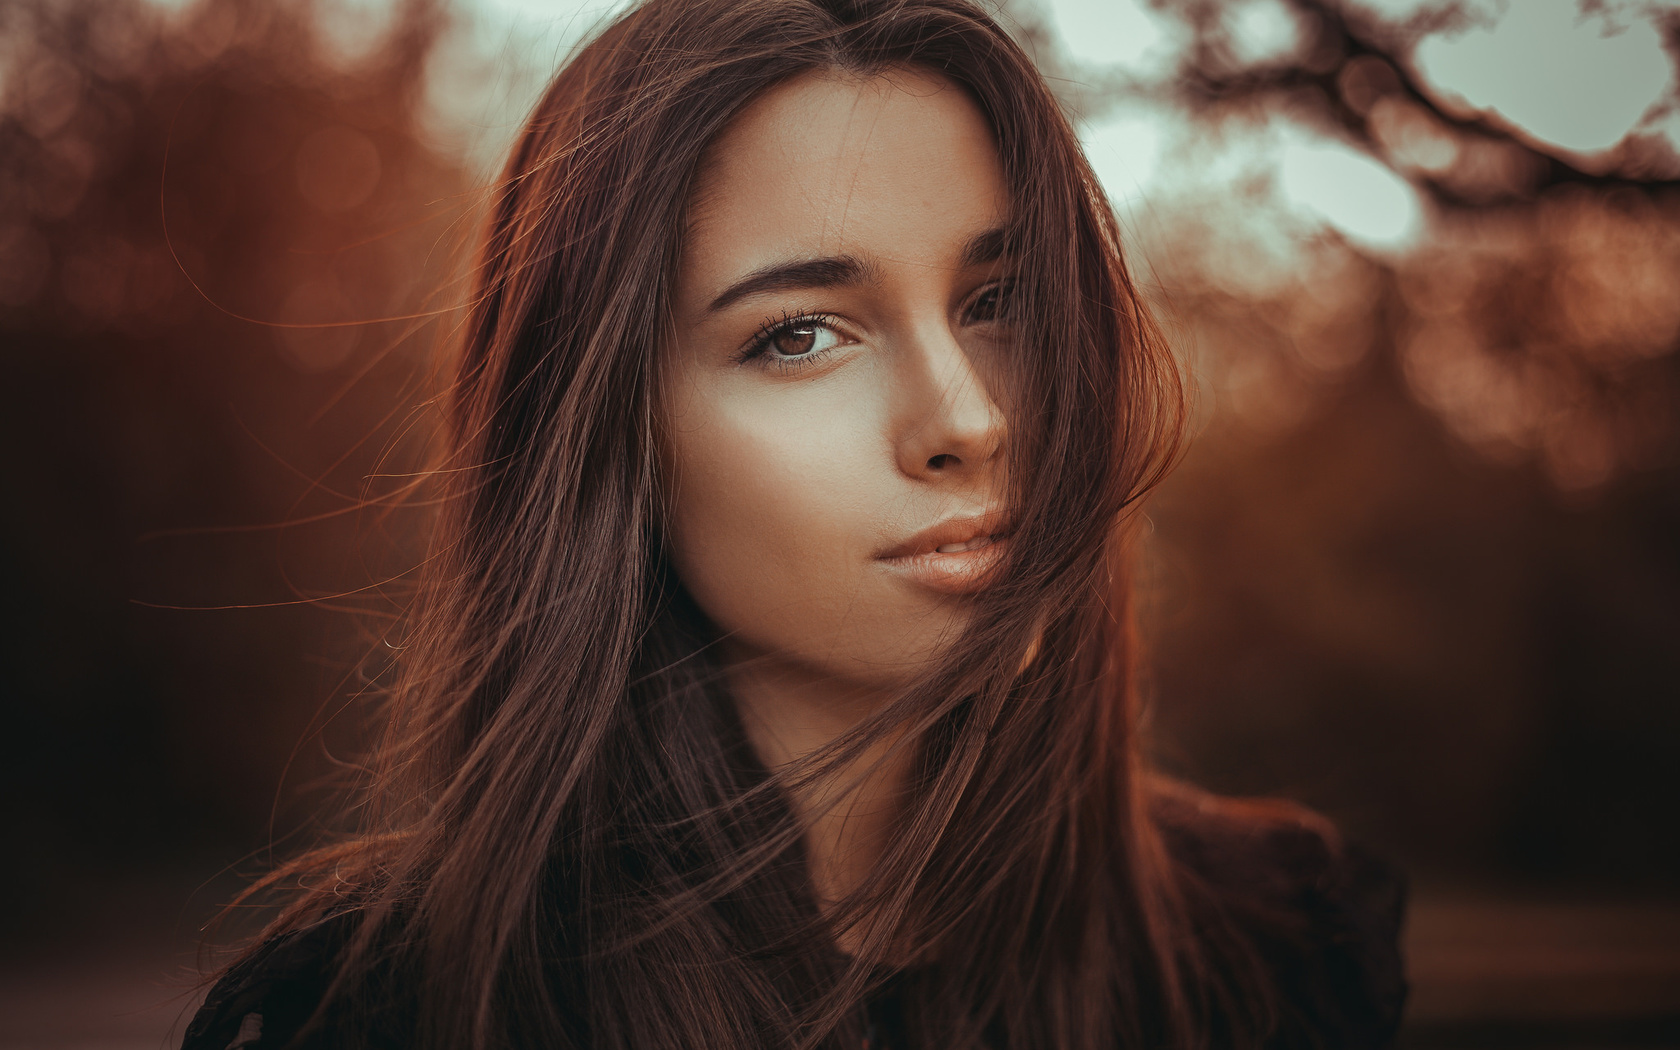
(928, 453, 957, 470)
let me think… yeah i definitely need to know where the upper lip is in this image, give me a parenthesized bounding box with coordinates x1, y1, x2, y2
(877, 510, 1012, 560)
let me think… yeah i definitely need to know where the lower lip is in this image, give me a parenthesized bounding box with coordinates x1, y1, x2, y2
(878, 538, 1007, 595)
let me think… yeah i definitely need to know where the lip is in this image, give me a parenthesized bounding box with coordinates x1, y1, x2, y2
(876, 511, 1011, 595)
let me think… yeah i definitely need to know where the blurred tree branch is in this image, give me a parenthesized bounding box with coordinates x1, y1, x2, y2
(1149, 0, 1680, 209)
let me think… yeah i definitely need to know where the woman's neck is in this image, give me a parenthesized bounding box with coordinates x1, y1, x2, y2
(721, 645, 914, 955)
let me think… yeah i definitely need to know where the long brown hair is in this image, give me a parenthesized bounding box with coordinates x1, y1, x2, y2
(238, 0, 1279, 1047)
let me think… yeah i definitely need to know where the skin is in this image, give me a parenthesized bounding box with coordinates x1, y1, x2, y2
(662, 66, 1014, 933)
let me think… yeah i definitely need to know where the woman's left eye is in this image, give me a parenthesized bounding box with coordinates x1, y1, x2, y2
(964, 281, 1014, 324)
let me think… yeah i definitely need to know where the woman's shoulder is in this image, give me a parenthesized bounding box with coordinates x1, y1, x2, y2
(1150, 780, 1409, 1050)
(181, 910, 407, 1050)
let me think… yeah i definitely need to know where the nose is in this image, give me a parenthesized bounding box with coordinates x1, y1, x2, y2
(892, 321, 1006, 482)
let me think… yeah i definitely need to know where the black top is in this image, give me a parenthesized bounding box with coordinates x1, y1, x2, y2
(182, 813, 1406, 1050)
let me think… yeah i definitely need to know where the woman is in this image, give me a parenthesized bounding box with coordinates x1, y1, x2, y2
(183, 0, 1405, 1047)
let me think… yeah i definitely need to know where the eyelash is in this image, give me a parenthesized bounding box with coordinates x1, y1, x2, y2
(736, 310, 844, 370)
(734, 282, 1013, 371)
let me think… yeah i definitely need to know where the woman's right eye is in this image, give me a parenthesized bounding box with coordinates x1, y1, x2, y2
(743, 314, 848, 366)
(767, 322, 830, 357)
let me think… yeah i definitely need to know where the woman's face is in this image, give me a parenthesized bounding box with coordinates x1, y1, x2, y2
(664, 66, 1014, 693)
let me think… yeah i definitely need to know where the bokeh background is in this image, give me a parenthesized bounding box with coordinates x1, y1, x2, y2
(1, 0, 1677, 1045)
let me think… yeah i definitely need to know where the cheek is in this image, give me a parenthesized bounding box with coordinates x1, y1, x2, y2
(665, 382, 885, 655)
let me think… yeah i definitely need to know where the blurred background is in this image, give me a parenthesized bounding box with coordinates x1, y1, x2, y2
(1, 0, 1677, 1045)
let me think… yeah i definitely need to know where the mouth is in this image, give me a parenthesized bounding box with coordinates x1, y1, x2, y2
(877, 512, 1011, 595)
(932, 534, 1000, 554)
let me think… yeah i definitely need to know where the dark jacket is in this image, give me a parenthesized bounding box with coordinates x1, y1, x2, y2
(182, 810, 1406, 1050)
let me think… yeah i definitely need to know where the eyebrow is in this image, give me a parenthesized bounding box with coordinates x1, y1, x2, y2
(703, 226, 1011, 314)
(706, 256, 873, 314)
(958, 226, 1009, 269)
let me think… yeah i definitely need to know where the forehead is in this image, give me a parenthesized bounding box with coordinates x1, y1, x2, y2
(682, 66, 1007, 285)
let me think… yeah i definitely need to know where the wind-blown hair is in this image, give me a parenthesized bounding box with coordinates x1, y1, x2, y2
(235, 0, 1282, 1047)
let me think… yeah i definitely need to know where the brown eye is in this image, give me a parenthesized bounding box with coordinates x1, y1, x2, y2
(966, 282, 1013, 324)
(744, 315, 847, 366)
(771, 324, 819, 357)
